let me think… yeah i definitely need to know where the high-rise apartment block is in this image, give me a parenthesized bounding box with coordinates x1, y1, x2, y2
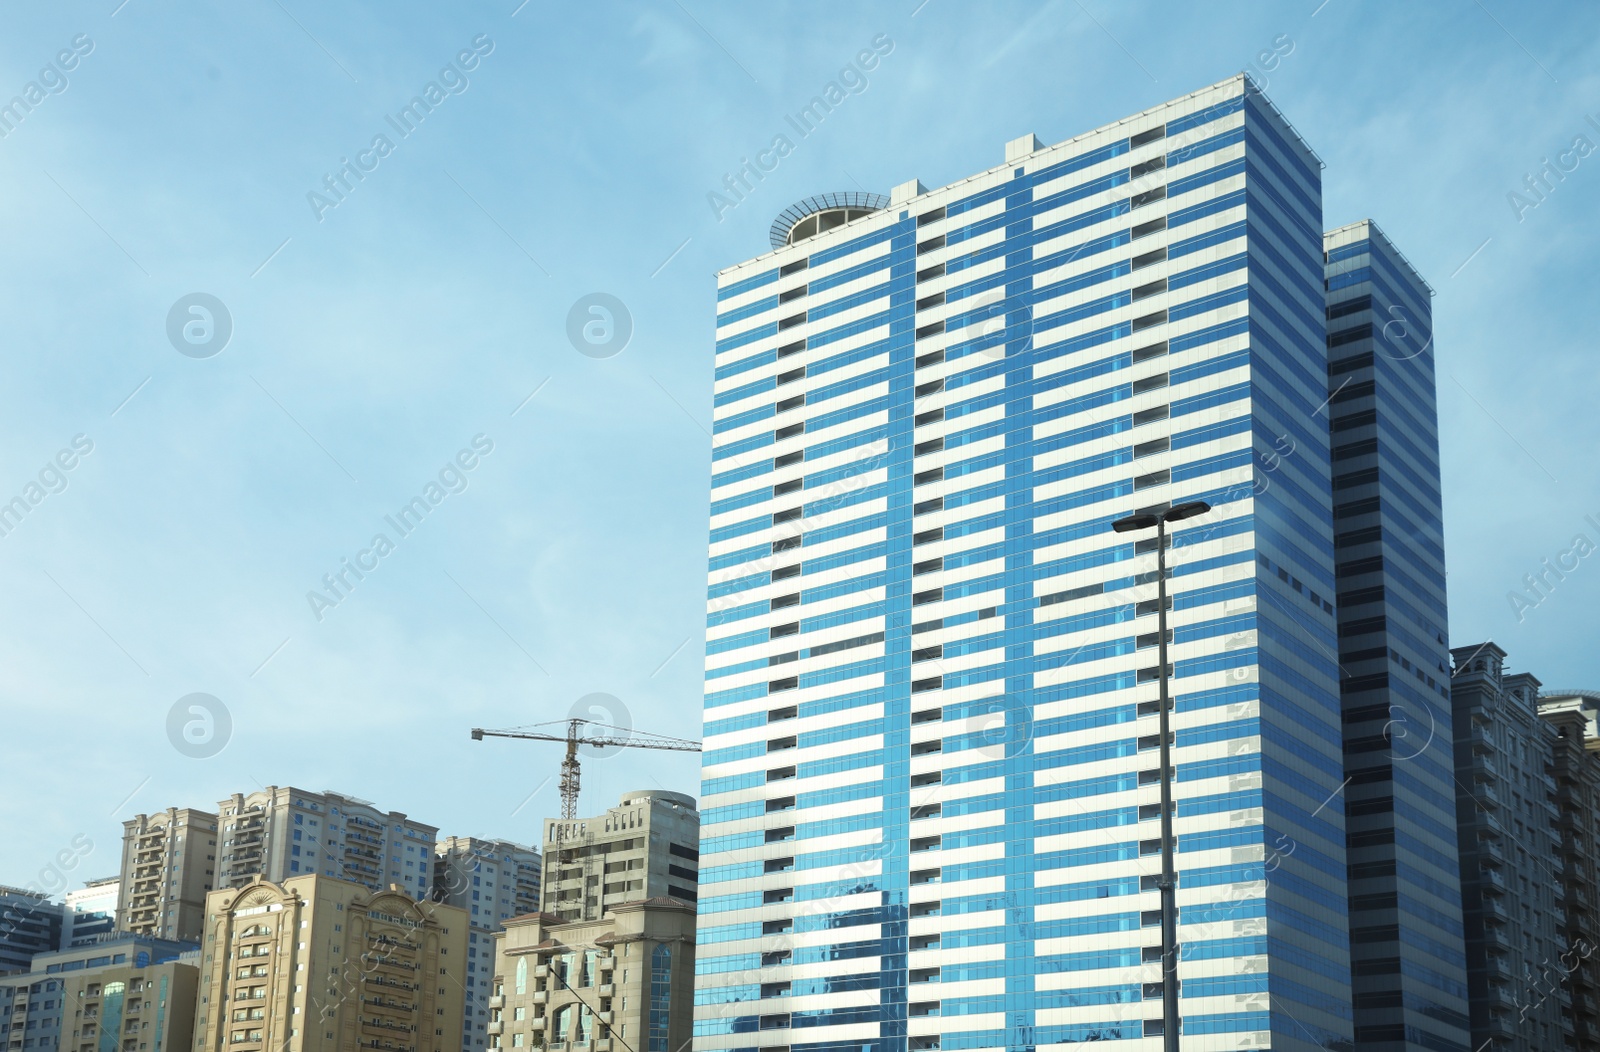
(489, 898, 696, 1052)
(1323, 223, 1468, 1047)
(193, 876, 467, 1052)
(696, 73, 1455, 1050)
(1448, 650, 1600, 1051)
(1538, 688, 1600, 1050)
(217, 788, 438, 899)
(117, 810, 218, 944)
(540, 793, 699, 924)
(0, 935, 197, 1052)
(1451, 643, 1568, 1049)
(431, 838, 541, 1052)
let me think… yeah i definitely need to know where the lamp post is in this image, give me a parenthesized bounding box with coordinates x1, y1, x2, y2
(1111, 499, 1211, 1051)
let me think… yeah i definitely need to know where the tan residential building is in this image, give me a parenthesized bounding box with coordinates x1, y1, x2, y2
(193, 876, 468, 1052)
(118, 809, 219, 943)
(539, 793, 698, 923)
(489, 899, 695, 1052)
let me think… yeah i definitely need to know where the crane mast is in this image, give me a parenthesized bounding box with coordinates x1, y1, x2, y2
(470, 717, 701, 821)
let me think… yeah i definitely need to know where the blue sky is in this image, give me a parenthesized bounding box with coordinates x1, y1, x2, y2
(2, 0, 1597, 895)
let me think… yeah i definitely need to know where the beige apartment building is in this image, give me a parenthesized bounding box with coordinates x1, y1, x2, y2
(117, 809, 219, 943)
(192, 876, 467, 1052)
(539, 793, 698, 923)
(489, 899, 695, 1052)
(217, 788, 439, 900)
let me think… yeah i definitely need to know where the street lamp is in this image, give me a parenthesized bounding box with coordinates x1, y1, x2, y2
(1111, 498, 1210, 1050)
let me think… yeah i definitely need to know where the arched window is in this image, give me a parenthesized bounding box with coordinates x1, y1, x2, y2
(97, 982, 126, 1052)
(551, 1004, 573, 1044)
(647, 945, 671, 1052)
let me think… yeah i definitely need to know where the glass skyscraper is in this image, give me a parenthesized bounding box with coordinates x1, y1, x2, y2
(1324, 223, 1468, 1049)
(698, 76, 1360, 1050)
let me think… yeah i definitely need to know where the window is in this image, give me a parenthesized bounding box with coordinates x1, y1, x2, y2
(1134, 437, 1169, 458)
(1131, 278, 1167, 301)
(1131, 216, 1167, 239)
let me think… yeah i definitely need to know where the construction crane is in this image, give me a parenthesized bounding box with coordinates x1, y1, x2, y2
(470, 718, 702, 820)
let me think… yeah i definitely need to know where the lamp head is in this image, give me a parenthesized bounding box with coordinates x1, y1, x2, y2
(1112, 513, 1161, 533)
(1164, 500, 1212, 523)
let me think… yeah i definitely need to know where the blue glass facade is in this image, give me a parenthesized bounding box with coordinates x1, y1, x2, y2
(700, 76, 1356, 1051)
(1324, 223, 1468, 1051)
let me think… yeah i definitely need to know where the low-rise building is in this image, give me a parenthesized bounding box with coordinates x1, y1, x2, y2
(60, 880, 119, 950)
(0, 935, 196, 1052)
(0, 888, 61, 976)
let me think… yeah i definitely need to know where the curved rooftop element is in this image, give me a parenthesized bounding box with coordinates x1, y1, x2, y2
(620, 789, 696, 809)
(1540, 689, 1600, 704)
(770, 192, 890, 249)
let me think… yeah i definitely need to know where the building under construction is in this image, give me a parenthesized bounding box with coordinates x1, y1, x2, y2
(538, 790, 700, 923)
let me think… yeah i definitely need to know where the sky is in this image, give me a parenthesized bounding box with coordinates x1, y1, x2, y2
(1, 0, 1597, 896)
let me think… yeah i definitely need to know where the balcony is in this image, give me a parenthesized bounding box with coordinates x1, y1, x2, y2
(486, 1024, 503, 1037)
(597, 985, 614, 997)
(529, 1019, 546, 1031)
(488, 997, 504, 1010)
(531, 992, 548, 1005)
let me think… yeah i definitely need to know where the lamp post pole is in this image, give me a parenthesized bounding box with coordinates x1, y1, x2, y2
(1154, 511, 1179, 1052)
(1112, 499, 1210, 1052)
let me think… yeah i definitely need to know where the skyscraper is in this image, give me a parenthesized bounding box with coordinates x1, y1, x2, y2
(699, 74, 1355, 1050)
(1324, 222, 1469, 1049)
